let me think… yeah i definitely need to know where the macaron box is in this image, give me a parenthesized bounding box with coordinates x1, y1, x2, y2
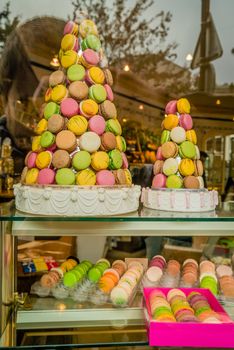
(143, 287, 234, 348)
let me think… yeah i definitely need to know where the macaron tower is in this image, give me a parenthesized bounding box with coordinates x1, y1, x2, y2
(142, 97, 218, 212)
(152, 98, 203, 190)
(21, 19, 131, 187)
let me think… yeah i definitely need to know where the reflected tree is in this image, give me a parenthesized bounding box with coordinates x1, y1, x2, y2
(0, 1, 20, 53)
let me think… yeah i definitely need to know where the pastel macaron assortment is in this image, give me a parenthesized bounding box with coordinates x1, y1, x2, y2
(199, 260, 218, 295)
(22, 18, 131, 187)
(152, 98, 204, 190)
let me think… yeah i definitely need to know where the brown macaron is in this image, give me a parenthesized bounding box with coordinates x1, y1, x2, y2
(52, 149, 71, 169)
(47, 114, 66, 134)
(112, 169, 126, 185)
(153, 160, 164, 175)
(69, 81, 89, 101)
(194, 160, 204, 176)
(161, 141, 178, 159)
(21, 166, 28, 183)
(56, 130, 77, 152)
(99, 100, 117, 119)
(49, 70, 65, 87)
(183, 175, 200, 189)
(100, 132, 117, 151)
(103, 68, 113, 86)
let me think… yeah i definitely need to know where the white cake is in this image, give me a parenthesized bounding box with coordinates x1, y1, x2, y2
(141, 187, 218, 212)
(14, 184, 141, 216)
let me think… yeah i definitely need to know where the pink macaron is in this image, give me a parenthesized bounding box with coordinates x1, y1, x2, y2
(152, 174, 166, 189)
(165, 100, 178, 114)
(156, 146, 164, 160)
(121, 152, 129, 169)
(179, 113, 193, 130)
(96, 170, 115, 186)
(82, 48, 100, 66)
(60, 98, 79, 118)
(37, 168, 55, 185)
(104, 84, 114, 101)
(88, 115, 106, 135)
(63, 21, 77, 36)
(47, 143, 57, 152)
(26, 152, 37, 168)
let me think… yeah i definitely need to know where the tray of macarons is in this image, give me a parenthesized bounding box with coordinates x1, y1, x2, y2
(143, 287, 234, 348)
(31, 256, 145, 308)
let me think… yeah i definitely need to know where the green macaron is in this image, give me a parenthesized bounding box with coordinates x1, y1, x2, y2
(67, 64, 86, 82)
(40, 131, 55, 148)
(166, 174, 183, 189)
(82, 260, 93, 269)
(89, 84, 107, 103)
(55, 168, 76, 185)
(81, 34, 101, 52)
(108, 149, 123, 170)
(44, 102, 60, 120)
(161, 130, 170, 144)
(179, 141, 196, 159)
(72, 151, 91, 171)
(87, 267, 102, 283)
(63, 271, 77, 287)
(105, 119, 122, 136)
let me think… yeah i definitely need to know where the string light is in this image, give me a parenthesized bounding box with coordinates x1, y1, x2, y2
(186, 53, 193, 61)
(50, 55, 60, 68)
(139, 104, 144, 110)
(216, 99, 221, 105)
(122, 118, 127, 123)
(123, 64, 130, 72)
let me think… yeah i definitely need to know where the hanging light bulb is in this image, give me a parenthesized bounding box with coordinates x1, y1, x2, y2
(123, 64, 130, 72)
(139, 104, 144, 110)
(50, 54, 60, 68)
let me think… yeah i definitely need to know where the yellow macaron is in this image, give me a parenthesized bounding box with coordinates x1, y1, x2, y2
(88, 67, 105, 84)
(81, 99, 99, 118)
(32, 136, 43, 152)
(35, 119, 48, 135)
(164, 114, 179, 130)
(91, 151, 110, 171)
(25, 168, 39, 185)
(79, 19, 98, 38)
(76, 168, 96, 186)
(186, 129, 197, 144)
(61, 50, 78, 68)
(35, 151, 52, 169)
(177, 98, 191, 114)
(45, 87, 52, 102)
(51, 85, 68, 103)
(61, 34, 76, 51)
(67, 115, 88, 136)
(124, 169, 132, 185)
(179, 159, 195, 176)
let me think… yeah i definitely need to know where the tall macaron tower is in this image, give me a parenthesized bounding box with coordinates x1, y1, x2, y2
(142, 98, 218, 212)
(14, 18, 141, 216)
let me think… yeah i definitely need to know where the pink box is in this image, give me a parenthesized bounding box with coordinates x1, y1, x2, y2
(144, 287, 234, 348)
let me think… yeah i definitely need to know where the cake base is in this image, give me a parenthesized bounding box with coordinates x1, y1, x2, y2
(141, 187, 218, 212)
(14, 184, 141, 216)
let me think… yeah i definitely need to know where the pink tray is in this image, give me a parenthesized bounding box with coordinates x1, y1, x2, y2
(144, 287, 234, 348)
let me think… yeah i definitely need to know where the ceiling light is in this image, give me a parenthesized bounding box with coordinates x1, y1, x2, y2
(123, 64, 130, 72)
(186, 53, 193, 61)
(122, 118, 127, 123)
(50, 55, 60, 68)
(139, 104, 144, 110)
(216, 99, 221, 105)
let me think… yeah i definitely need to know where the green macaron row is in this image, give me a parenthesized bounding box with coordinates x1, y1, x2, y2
(87, 258, 110, 283)
(63, 260, 93, 287)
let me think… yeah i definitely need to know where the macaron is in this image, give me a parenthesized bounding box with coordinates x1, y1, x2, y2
(25, 168, 39, 185)
(179, 114, 193, 130)
(69, 81, 89, 101)
(37, 168, 55, 185)
(89, 84, 107, 103)
(88, 115, 106, 135)
(99, 100, 117, 119)
(47, 114, 66, 134)
(36, 151, 52, 169)
(87, 66, 104, 84)
(183, 175, 200, 189)
(116, 135, 126, 152)
(44, 102, 60, 120)
(52, 149, 71, 169)
(104, 84, 114, 101)
(121, 152, 129, 169)
(163, 158, 178, 176)
(51, 84, 68, 103)
(72, 151, 91, 171)
(164, 114, 179, 130)
(105, 119, 122, 136)
(56, 130, 77, 152)
(96, 169, 115, 186)
(161, 130, 170, 144)
(63, 20, 79, 36)
(186, 129, 197, 144)
(49, 70, 65, 87)
(79, 19, 98, 38)
(76, 168, 96, 186)
(67, 64, 86, 82)
(165, 100, 178, 115)
(32, 136, 43, 153)
(100, 132, 117, 151)
(194, 160, 204, 176)
(80, 99, 99, 119)
(156, 146, 164, 160)
(179, 141, 196, 159)
(79, 131, 101, 153)
(108, 149, 123, 170)
(177, 98, 191, 114)
(81, 48, 100, 67)
(81, 34, 101, 52)
(153, 160, 164, 175)
(25, 151, 37, 168)
(60, 50, 78, 69)
(166, 174, 183, 189)
(40, 131, 55, 148)
(60, 98, 79, 118)
(103, 68, 113, 86)
(179, 159, 195, 176)
(161, 142, 178, 159)
(61, 33, 78, 51)
(55, 168, 76, 185)
(88, 267, 102, 283)
(91, 151, 109, 171)
(35, 119, 48, 135)
(170, 126, 186, 144)
(67, 115, 88, 136)
(152, 173, 166, 188)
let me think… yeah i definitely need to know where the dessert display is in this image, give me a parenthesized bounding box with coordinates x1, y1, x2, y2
(14, 18, 140, 216)
(141, 98, 218, 212)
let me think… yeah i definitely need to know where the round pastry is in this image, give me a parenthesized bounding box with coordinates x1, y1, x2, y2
(67, 115, 88, 136)
(56, 130, 77, 152)
(52, 150, 71, 169)
(100, 132, 117, 151)
(88, 115, 106, 135)
(72, 151, 91, 171)
(55, 168, 75, 185)
(79, 132, 101, 153)
(96, 170, 115, 186)
(91, 151, 109, 171)
(69, 81, 89, 101)
(47, 114, 66, 134)
(105, 119, 122, 136)
(76, 168, 96, 186)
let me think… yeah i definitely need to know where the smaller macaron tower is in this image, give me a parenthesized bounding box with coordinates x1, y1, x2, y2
(142, 255, 166, 287)
(180, 259, 199, 288)
(110, 261, 144, 307)
(216, 264, 234, 298)
(152, 98, 204, 190)
(21, 18, 132, 187)
(199, 260, 218, 295)
(160, 259, 181, 288)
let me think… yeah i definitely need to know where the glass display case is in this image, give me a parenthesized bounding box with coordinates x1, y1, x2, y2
(1, 201, 234, 349)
